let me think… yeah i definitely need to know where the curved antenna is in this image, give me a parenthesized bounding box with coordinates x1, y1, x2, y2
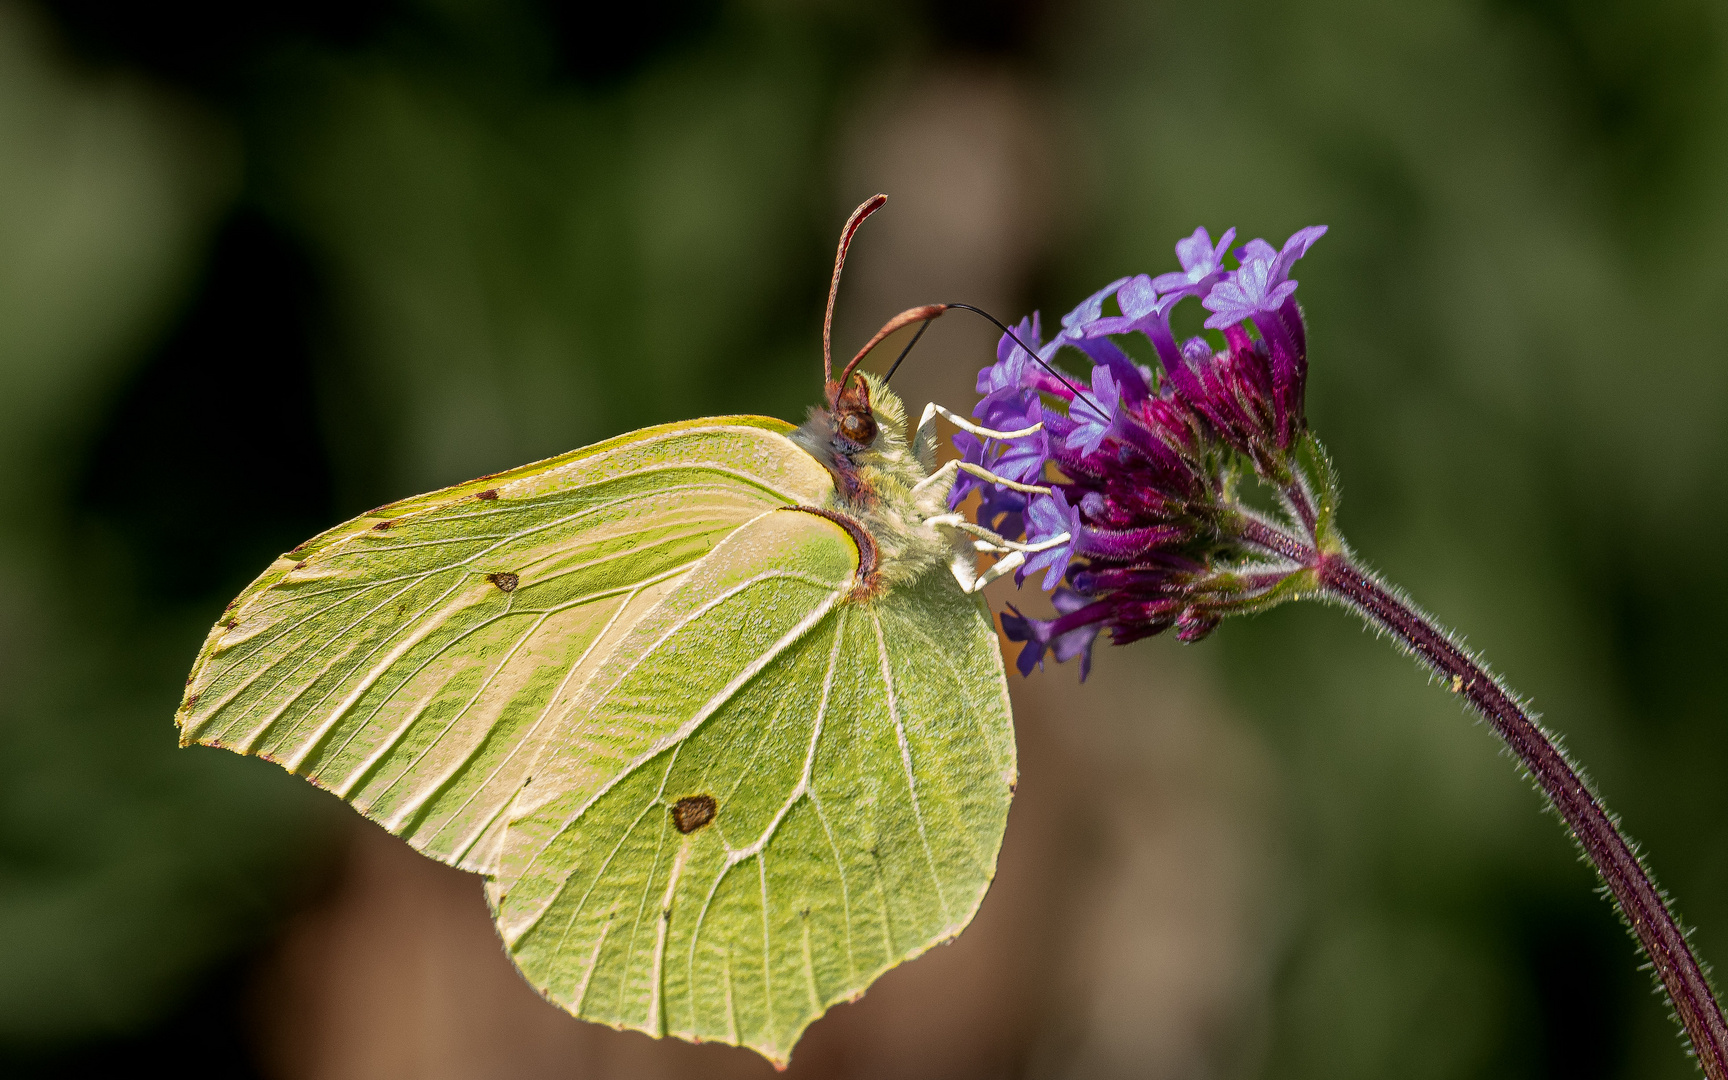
(837, 303, 948, 393)
(834, 299, 1111, 425)
(824, 194, 888, 397)
(816, 197, 1107, 426)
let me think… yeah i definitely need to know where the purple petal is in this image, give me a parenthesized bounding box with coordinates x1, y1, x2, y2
(1274, 225, 1327, 280)
(1236, 238, 1277, 264)
(999, 607, 1046, 676)
(1001, 591, 1108, 679)
(1021, 490, 1081, 591)
(1201, 257, 1300, 330)
(1064, 366, 1124, 458)
(1059, 276, 1131, 340)
(1116, 274, 1158, 319)
(1174, 227, 1216, 272)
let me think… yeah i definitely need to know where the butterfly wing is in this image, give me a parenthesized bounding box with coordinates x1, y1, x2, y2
(176, 417, 833, 874)
(494, 511, 1016, 1065)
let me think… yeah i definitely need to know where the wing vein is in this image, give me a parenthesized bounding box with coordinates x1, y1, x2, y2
(872, 610, 950, 924)
(503, 588, 844, 941)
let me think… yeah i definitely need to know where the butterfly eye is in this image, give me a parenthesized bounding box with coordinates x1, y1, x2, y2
(838, 410, 878, 447)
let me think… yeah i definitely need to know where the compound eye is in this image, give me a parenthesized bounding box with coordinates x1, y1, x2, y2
(837, 410, 878, 447)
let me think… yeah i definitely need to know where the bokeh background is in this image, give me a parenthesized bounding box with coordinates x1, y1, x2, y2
(2, 0, 1725, 1077)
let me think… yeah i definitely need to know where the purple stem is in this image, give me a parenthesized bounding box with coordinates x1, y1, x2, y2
(1235, 516, 1313, 564)
(1318, 552, 1728, 1080)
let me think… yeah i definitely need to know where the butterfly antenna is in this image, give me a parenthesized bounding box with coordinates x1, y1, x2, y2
(825, 194, 888, 402)
(837, 303, 949, 391)
(942, 302, 1110, 423)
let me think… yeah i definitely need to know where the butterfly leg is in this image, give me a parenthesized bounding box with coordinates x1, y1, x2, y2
(951, 550, 1026, 593)
(911, 458, 1050, 502)
(931, 517, 1073, 594)
(911, 401, 1041, 472)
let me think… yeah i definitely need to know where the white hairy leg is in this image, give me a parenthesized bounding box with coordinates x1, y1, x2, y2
(951, 549, 1027, 593)
(932, 515, 1072, 593)
(927, 514, 1071, 554)
(911, 401, 1042, 472)
(911, 458, 1051, 500)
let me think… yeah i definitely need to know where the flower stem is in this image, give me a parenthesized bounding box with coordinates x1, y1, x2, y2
(1317, 551, 1728, 1079)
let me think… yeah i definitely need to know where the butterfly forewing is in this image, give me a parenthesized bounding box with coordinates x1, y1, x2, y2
(495, 511, 1015, 1065)
(177, 418, 833, 874)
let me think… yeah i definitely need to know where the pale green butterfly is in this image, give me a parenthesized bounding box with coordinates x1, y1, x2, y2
(175, 195, 1065, 1066)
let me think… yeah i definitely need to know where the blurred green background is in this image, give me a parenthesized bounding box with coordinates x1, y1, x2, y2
(2, 0, 1725, 1077)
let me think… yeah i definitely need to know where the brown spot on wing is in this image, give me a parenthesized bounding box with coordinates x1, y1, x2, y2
(671, 795, 718, 834)
(372, 519, 394, 531)
(476, 488, 499, 501)
(486, 572, 519, 593)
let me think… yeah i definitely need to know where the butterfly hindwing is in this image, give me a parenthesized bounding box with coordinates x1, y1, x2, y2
(176, 417, 833, 873)
(494, 510, 1015, 1065)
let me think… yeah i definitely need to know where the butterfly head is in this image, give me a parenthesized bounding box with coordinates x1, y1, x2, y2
(804, 195, 929, 499)
(794, 372, 913, 493)
(830, 372, 879, 453)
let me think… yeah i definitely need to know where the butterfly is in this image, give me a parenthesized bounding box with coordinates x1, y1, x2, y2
(175, 195, 1064, 1066)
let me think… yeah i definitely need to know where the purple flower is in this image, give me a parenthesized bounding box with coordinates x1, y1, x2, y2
(1201, 225, 1327, 446)
(1082, 274, 1158, 338)
(1001, 588, 1106, 679)
(1064, 366, 1123, 458)
(976, 314, 1045, 397)
(1202, 256, 1299, 329)
(1057, 277, 1130, 343)
(1019, 489, 1083, 591)
(975, 376, 1041, 430)
(1151, 226, 1236, 296)
(1052, 278, 1158, 401)
(1203, 225, 1327, 329)
(946, 430, 994, 511)
(993, 423, 1051, 485)
(976, 313, 1078, 407)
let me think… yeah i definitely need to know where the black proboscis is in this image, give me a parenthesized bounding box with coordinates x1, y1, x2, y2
(941, 303, 1111, 424)
(883, 319, 934, 383)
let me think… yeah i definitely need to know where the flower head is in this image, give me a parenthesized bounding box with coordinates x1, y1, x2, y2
(962, 221, 1331, 678)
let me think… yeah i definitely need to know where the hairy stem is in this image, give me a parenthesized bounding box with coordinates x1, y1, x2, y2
(1317, 552, 1728, 1079)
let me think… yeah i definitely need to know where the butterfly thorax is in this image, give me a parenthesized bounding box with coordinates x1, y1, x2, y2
(791, 373, 964, 595)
